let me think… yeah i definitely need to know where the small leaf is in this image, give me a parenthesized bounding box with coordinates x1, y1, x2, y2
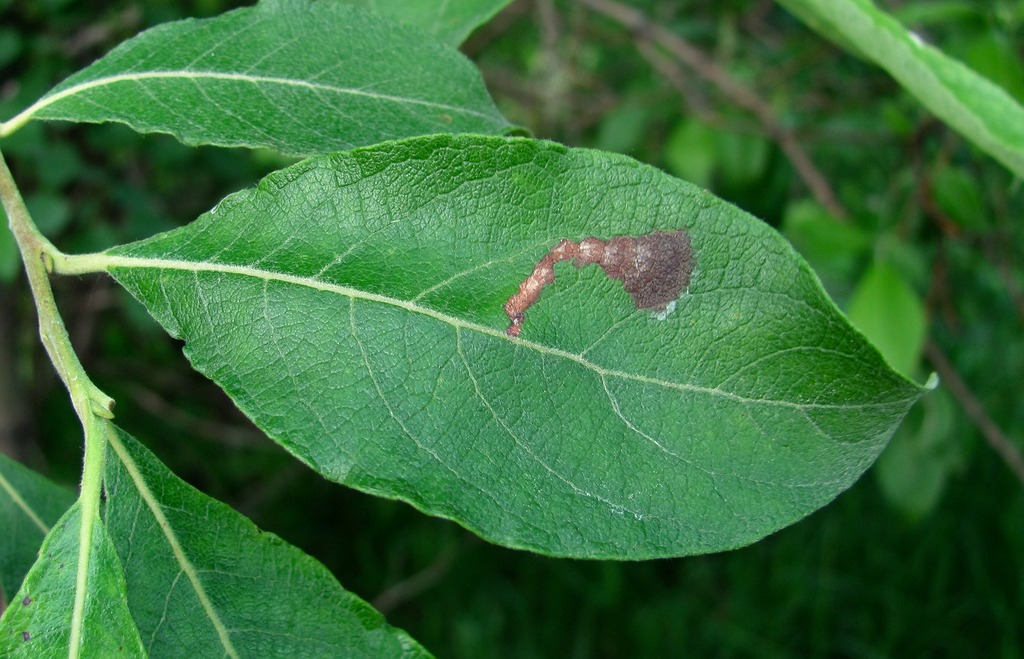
(0, 455, 76, 606)
(847, 262, 927, 379)
(3, 0, 511, 155)
(875, 390, 960, 521)
(0, 503, 146, 657)
(931, 164, 987, 230)
(104, 135, 928, 559)
(344, 0, 514, 46)
(102, 428, 428, 657)
(663, 117, 718, 188)
(959, 31, 1024, 104)
(777, 0, 1024, 179)
(782, 198, 870, 295)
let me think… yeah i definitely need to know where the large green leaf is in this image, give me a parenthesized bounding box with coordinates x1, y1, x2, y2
(345, 0, 514, 46)
(0, 455, 75, 610)
(0, 429, 429, 657)
(99, 135, 928, 559)
(777, 0, 1024, 179)
(0, 0, 511, 155)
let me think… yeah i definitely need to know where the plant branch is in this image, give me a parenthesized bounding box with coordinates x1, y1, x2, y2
(0, 147, 114, 657)
(372, 541, 459, 614)
(581, 0, 849, 220)
(535, 0, 565, 137)
(0, 150, 114, 420)
(924, 340, 1024, 485)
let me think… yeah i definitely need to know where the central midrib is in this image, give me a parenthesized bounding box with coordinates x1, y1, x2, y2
(33, 70, 498, 120)
(104, 253, 910, 412)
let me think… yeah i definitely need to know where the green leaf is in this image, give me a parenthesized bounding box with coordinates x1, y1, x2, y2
(0, 455, 76, 604)
(344, 0, 514, 46)
(663, 117, 718, 188)
(847, 262, 927, 378)
(0, 502, 146, 657)
(777, 0, 1024, 179)
(102, 428, 429, 657)
(594, 103, 654, 155)
(959, 30, 1024, 104)
(931, 164, 987, 230)
(1, 0, 511, 155)
(875, 389, 961, 521)
(891, 1, 980, 27)
(782, 198, 870, 295)
(101, 135, 928, 559)
(1, 428, 429, 656)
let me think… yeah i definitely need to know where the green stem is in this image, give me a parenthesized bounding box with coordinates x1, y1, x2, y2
(0, 149, 113, 418)
(49, 249, 112, 276)
(0, 146, 112, 658)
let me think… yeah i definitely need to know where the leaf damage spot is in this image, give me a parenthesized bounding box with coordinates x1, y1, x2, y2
(504, 230, 693, 336)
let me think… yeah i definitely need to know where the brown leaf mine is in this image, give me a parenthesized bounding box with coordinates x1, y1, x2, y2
(504, 230, 693, 336)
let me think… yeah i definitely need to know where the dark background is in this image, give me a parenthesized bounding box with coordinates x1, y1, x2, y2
(1, 0, 1021, 656)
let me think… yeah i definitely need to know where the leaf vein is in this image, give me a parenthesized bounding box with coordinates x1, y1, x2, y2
(348, 298, 501, 508)
(107, 428, 240, 658)
(31, 71, 497, 123)
(102, 253, 921, 412)
(457, 328, 642, 518)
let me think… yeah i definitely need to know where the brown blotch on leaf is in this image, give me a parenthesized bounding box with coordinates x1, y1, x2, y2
(504, 230, 693, 337)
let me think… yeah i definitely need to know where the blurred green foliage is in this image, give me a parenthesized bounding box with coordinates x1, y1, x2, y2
(2, 0, 1022, 656)
(847, 262, 927, 378)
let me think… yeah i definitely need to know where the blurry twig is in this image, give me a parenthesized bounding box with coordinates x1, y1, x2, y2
(127, 385, 266, 449)
(372, 541, 460, 614)
(581, 0, 849, 221)
(64, 5, 141, 57)
(635, 40, 715, 123)
(925, 341, 1024, 486)
(536, 0, 565, 136)
(234, 461, 306, 517)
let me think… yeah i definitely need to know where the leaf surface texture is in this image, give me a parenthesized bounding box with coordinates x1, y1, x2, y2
(106, 135, 928, 558)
